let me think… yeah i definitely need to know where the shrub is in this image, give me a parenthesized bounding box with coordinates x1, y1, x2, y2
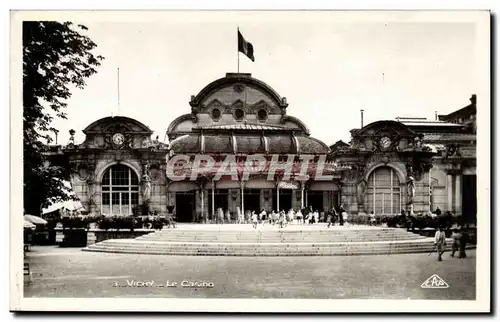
(60, 216, 91, 230)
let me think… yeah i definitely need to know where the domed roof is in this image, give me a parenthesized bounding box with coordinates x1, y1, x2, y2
(83, 116, 152, 134)
(169, 132, 330, 155)
(190, 73, 288, 109)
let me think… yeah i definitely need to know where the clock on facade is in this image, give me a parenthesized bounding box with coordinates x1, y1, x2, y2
(380, 136, 392, 150)
(112, 133, 125, 146)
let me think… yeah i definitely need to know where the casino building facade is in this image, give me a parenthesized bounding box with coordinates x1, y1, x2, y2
(61, 73, 477, 223)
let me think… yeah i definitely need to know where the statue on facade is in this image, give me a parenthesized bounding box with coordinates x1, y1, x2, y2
(407, 175, 416, 202)
(356, 178, 367, 210)
(142, 162, 152, 202)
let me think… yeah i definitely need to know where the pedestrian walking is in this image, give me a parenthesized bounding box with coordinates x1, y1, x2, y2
(287, 209, 295, 225)
(459, 227, 469, 258)
(326, 212, 333, 228)
(434, 226, 447, 261)
(237, 206, 243, 224)
(342, 211, 349, 227)
(217, 207, 224, 224)
(296, 209, 303, 224)
(278, 210, 285, 228)
(259, 209, 267, 225)
(449, 228, 461, 257)
(251, 211, 258, 229)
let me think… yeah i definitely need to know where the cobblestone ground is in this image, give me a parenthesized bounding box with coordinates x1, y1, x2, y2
(23, 246, 475, 299)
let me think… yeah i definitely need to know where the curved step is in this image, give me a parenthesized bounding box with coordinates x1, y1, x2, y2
(83, 226, 469, 256)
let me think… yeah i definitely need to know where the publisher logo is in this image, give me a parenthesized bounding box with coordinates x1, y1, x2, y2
(421, 274, 449, 289)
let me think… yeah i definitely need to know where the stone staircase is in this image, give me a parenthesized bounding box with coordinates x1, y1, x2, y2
(83, 225, 461, 256)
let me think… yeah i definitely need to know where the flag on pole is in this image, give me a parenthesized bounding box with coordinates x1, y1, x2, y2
(238, 30, 255, 62)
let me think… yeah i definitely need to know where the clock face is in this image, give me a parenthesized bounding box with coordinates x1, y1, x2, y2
(380, 136, 392, 149)
(112, 133, 125, 146)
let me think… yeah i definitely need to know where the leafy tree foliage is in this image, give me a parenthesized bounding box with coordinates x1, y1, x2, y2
(23, 21, 104, 215)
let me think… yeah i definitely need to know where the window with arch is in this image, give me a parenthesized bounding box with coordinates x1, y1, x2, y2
(365, 166, 401, 215)
(101, 164, 139, 216)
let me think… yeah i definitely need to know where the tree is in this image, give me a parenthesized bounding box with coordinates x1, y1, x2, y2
(23, 21, 104, 216)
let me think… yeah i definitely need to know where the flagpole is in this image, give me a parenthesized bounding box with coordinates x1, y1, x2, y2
(237, 27, 240, 73)
(117, 67, 120, 116)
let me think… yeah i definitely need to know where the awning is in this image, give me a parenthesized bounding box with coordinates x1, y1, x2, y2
(24, 214, 48, 225)
(308, 182, 340, 191)
(246, 179, 277, 189)
(278, 181, 299, 189)
(167, 182, 198, 192)
(24, 219, 36, 229)
(424, 144, 446, 153)
(42, 200, 85, 214)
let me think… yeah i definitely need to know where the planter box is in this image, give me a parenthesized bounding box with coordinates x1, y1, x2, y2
(412, 227, 477, 244)
(91, 229, 154, 244)
(60, 229, 87, 247)
(54, 228, 155, 246)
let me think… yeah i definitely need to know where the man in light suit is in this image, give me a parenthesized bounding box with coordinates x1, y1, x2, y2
(434, 226, 447, 261)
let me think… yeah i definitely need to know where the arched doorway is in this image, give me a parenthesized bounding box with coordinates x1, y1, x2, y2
(101, 164, 140, 216)
(365, 166, 401, 215)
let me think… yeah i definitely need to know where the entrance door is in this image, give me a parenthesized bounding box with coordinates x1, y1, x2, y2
(462, 175, 477, 223)
(272, 189, 293, 212)
(244, 189, 261, 213)
(307, 191, 324, 212)
(208, 189, 229, 215)
(175, 192, 196, 222)
(332, 191, 340, 211)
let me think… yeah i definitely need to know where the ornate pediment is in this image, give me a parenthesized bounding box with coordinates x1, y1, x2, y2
(330, 140, 351, 153)
(84, 116, 152, 135)
(231, 99, 244, 110)
(204, 99, 226, 111)
(81, 116, 155, 150)
(352, 120, 418, 152)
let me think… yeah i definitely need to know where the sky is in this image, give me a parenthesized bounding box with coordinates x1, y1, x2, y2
(46, 11, 480, 146)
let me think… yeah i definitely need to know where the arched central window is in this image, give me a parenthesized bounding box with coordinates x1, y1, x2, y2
(366, 167, 401, 215)
(101, 164, 139, 216)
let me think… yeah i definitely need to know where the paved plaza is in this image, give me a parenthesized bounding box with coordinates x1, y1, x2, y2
(24, 245, 475, 299)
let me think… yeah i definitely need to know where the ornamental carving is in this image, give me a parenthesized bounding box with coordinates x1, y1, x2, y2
(340, 164, 364, 183)
(231, 100, 244, 110)
(444, 162, 462, 174)
(205, 99, 225, 111)
(371, 133, 401, 152)
(148, 162, 162, 182)
(247, 100, 270, 114)
(77, 164, 89, 181)
(445, 143, 461, 158)
(104, 132, 133, 149)
(233, 84, 245, 93)
(405, 159, 433, 182)
(201, 99, 282, 115)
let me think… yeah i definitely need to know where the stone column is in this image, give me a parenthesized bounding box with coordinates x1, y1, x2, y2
(447, 173, 453, 212)
(454, 174, 462, 216)
(301, 183, 305, 209)
(200, 186, 204, 223)
(240, 181, 245, 217)
(211, 180, 215, 221)
(276, 185, 280, 212)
